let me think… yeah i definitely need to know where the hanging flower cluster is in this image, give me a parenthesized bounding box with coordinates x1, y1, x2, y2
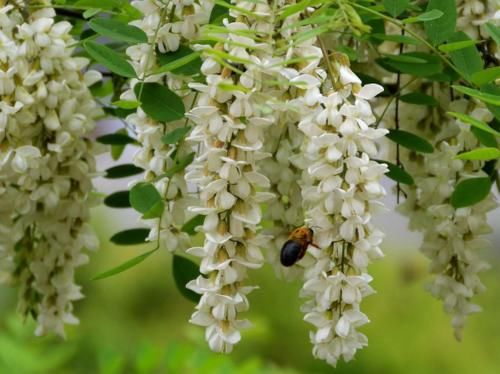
(183, 2, 280, 353)
(296, 59, 387, 365)
(0, 3, 101, 336)
(122, 0, 213, 252)
(398, 97, 497, 340)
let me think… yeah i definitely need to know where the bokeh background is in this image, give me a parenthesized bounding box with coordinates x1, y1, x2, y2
(1, 125, 499, 373)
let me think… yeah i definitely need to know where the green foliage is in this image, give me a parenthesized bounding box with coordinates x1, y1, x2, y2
(456, 148, 500, 161)
(424, 0, 456, 45)
(386, 129, 434, 153)
(162, 127, 192, 145)
(104, 191, 131, 208)
(399, 92, 438, 107)
(110, 228, 150, 245)
(447, 112, 500, 137)
(134, 83, 185, 123)
(89, 17, 147, 44)
(173, 255, 201, 303)
(378, 160, 414, 185)
(129, 183, 165, 219)
(84, 41, 137, 78)
(105, 164, 144, 179)
(181, 215, 205, 236)
(447, 32, 483, 80)
(156, 46, 203, 76)
(97, 133, 137, 146)
(451, 177, 492, 208)
(382, 0, 409, 18)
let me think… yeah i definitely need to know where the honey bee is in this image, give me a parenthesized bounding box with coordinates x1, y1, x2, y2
(280, 226, 318, 267)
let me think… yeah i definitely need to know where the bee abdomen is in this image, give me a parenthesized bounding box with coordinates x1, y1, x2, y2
(280, 240, 304, 267)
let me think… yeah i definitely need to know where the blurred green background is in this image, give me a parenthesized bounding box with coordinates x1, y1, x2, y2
(0, 206, 499, 374)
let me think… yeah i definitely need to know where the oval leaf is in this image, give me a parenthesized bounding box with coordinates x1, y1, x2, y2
(129, 182, 164, 219)
(135, 82, 185, 123)
(424, 0, 456, 44)
(84, 41, 136, 78)
(451, 177, 492, 208)
(104, 190, 131, 208)
(110, 228, 149, 245)
(471, 67, 500, 87)
(386, 129, 434, 153)
(400, 92, 438, 106)
(452, 85, 500, 106)
(173, 255, 201, 303)
(105, 164, 144, 179)
(383, 0, 410, 17)
(447, 112, 500, 137)
(89, 18, 148, 44)
(162, 126, 192, 145)
(181, 214, 205, 235)
(378, 160, 414, 185)
(97, 133, 136, 145)
(456, 148, 500, 161)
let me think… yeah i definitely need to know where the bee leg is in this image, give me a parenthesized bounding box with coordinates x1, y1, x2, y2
(311, 242, 321, 249)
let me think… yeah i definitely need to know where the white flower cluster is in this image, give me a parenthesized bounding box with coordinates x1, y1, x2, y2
(297, 62, 387, 366)
(183, 2, 280, 352)
(0, 4, 101, 336)
(122, 0, 213, 252)
(398, 98, 497, 340)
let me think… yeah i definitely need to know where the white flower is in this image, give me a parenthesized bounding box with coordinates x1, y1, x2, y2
(0, 5, 101, 337)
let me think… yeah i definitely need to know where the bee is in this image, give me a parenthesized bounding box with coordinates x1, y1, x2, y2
(280, 226, 318, 267)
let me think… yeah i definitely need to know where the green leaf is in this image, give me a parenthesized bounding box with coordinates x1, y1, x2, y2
(438, 40, 478, 53)
(383, 0, 410, 17)
(92, 248, 157, 280)
(162, 126, 192, 145)
(97, 133, 136, 145)
(447, 32, 483, 79)
(450, 177, 492, 208)
(104, 190, 131, 208)
(84, 41, 136, 78)
(173, 255, 200, 303)
(385, 54, 427, 64)
(399, 92, 438, 106)
(471, 67, 500, 86)
(110, 228, 150, 245)
(112, 100, 141, 109)
(89, 79, 114, 98)
(423, 0, 456, 44)
(371, 33, 421, 45)
(156, 46, 202, 76)
(89, 17, 147, 44)
(484, 22, 500, 45)
(481, 84, 500, 121)
(134, 82, 185, 123)
(456, 147, 500, 161)
(129, 182, 164, 219)
(471, 127, 498, 147)
(105, 164, 144, 178)
(448, 111, 500, 136)
(164, 152, 195, 178)
(452, 85, 500, 106)
(83, 8, 101, 18)
(386, 129, 434, 153)
(181, 215, 205, 235)
(74, 0, 118, 11)
(111, 129, 128, 161)
(209, 3, 229, 24)
(376, 160, 414, 185)
(404, 9, 444, 24)
(378, 52, 442, 77)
